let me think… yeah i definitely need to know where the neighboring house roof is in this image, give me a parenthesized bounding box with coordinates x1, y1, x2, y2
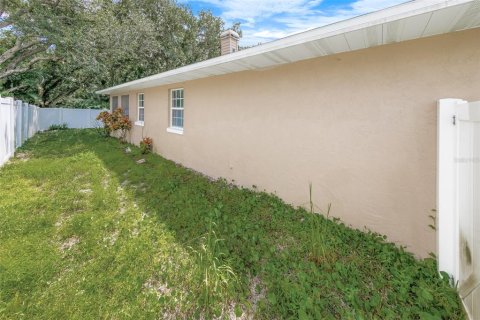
(97, 0, 480, 95)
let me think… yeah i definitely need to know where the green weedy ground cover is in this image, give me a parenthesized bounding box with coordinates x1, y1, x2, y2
(0, 129, 464, 319)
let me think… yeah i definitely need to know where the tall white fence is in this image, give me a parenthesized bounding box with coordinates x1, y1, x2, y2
(0, 97, 15, 166)
(0, 96, 105, 167)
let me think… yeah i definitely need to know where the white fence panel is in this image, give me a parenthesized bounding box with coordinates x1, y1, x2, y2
(14, 100, 23, 148)
(62, 108, 102, 129)
(0, 95, 106, 167)
(38, 108, 61, 131)
(0, 97, 15, 167)
(438, 99, 480, 320)
(27, 104, 39, 138)
(22, 101, 28, 144)
(38, 108, 102, 130)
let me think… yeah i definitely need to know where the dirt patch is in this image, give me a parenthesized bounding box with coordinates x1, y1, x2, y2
(15, 152, 30, 161)
(143, 278, 171, 297)
(102, 172, 111, 190)
(60, 236, 80, 252)
(116, 185, 128, 215)
(54, 215, 70, 228)
(247, 275, 266, 317)
(131, 182, 147, 193)
(274, 233, 295, 253)
(103, 230, 119, 246)
(131, 227, 140, 237)
(224, 275, 267, 320)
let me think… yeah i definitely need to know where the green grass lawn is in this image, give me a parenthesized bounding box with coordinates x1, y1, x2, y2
(0, 129, 464, 319)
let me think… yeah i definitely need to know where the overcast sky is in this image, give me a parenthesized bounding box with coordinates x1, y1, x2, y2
(181, 0, 409, 46)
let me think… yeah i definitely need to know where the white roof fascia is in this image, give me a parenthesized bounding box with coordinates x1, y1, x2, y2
(97, 0, 479, 95)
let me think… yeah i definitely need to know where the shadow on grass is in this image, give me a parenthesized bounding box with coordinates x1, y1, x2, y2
(16, 129, 465, 319)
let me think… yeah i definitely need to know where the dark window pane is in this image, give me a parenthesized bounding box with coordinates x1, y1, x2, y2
(121, 95, 129, 116)
(112, 96, 118, 110)
(172, 109, 184, 128)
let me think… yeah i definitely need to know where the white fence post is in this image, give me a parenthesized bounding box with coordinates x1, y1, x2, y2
(29, 104, 35, 138)
(8, 98, 14, 159)
(14, 100, 22, 148)
(0, 96, 15, 166)
(34, 105, 39, 135)
(22, 101, 28, 144)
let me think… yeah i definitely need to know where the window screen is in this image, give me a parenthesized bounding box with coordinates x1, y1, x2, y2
(121, 95, 129, 116)
(170, 89, 184, 128)
(138, 93, 144, 121)
(111, 96, 118, 111)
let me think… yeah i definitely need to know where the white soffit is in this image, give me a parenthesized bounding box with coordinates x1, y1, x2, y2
(97, 0, 480, 95)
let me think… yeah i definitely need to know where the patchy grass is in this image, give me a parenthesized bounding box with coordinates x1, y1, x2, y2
(0, 129, 464, 319)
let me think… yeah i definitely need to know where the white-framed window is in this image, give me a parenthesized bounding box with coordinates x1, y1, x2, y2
(169, 88, 184, 133)
(137, 93, 144, 122)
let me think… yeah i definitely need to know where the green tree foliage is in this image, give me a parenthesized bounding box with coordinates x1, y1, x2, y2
(0, 0, 234, 108)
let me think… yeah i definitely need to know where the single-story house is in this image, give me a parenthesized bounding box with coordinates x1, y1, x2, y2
(97, 1, 480, 261)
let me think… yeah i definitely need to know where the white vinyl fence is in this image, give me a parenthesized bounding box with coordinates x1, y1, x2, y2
(438, 99, 480, 320)
(0, 97, 15, 166)
(0, 96, 105, 167)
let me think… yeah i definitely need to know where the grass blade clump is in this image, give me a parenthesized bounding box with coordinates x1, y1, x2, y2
(189, 219, 237, 318)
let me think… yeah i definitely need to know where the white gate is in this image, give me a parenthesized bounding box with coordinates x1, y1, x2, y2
(438, 98, 480, 320)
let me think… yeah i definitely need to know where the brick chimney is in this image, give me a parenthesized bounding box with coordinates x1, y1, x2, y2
(220, 29, 240, 55)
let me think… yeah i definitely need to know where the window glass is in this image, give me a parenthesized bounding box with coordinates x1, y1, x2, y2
(111, 96, 118, 111)
(138, 93, 144, 121)
(170, 89, 184, 129)
(121, 95, 129, 116)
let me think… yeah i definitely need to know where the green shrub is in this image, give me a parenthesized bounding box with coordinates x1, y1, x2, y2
(96, 108, 132, 141)
(140, 137, 153, 154)
(47, 123, 68, 131)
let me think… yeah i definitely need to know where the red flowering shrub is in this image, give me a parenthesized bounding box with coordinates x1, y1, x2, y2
(96, 108, 132, 142)
(140, 137, 153, 154)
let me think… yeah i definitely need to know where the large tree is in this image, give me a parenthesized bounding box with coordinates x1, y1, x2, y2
(0, 0, 234, 108)
(0, 0, 82, 80)
(89, 0, 226, 87)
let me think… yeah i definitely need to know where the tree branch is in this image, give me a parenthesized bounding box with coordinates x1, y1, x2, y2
(3, 84, 28, 93)
(0, 56, 57, 79)
(48, 86, 80, 107)
(6, 45, 46, 70)
(0, 37, 22, 65)
(0, 38, 40, 65)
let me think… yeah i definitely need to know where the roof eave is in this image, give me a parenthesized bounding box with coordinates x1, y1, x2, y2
(97, 0, 478, 95)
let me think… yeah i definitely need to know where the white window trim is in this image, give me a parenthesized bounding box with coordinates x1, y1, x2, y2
(137, 93, 144, 123)
(168, 88, 184, 134)
(166, 127, 183, 135)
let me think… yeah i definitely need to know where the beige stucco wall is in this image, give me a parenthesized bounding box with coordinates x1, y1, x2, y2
(114, 28, 480, 257)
